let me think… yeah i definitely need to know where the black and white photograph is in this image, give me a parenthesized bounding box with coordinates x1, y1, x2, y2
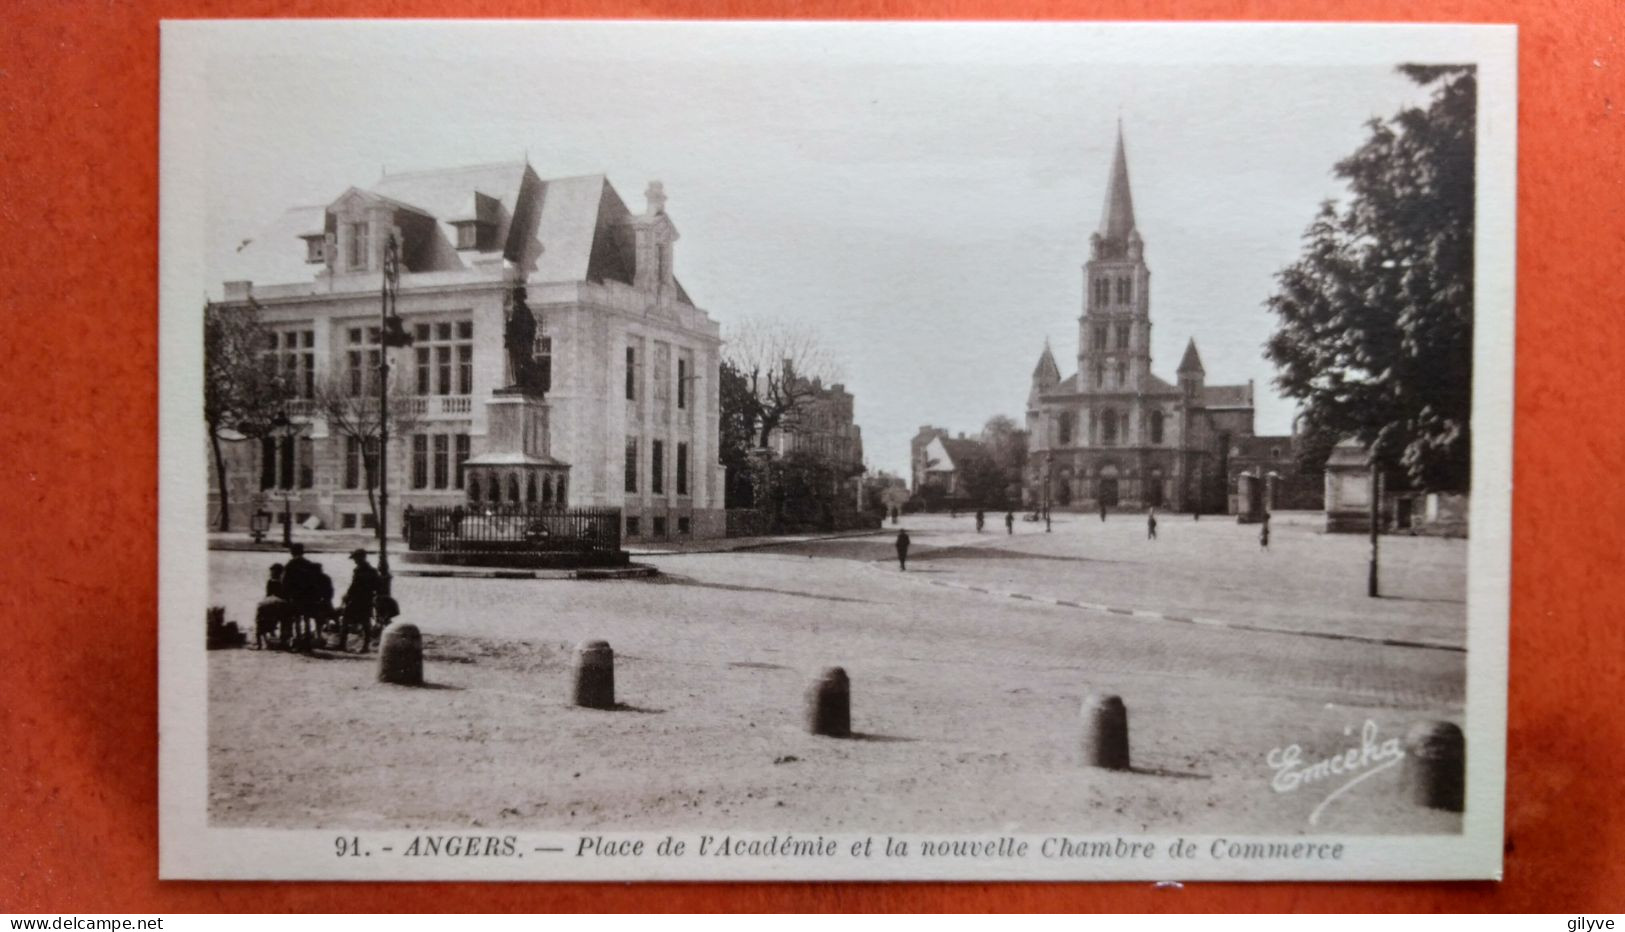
(158, 20, 1515, 881)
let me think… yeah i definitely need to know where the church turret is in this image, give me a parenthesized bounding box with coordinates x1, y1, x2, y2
(1177, 338, 1205, 399)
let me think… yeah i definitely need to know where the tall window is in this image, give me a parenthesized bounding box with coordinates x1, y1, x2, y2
(433, 434, 449, 489)
(651, 440, 665, 495)
(346, 327, 381, 397)
(411, 435, 429, 489)
(297, 437, 314, 489)
(346, 221, 370, 270)
(1057, 411, 1074, 446)
(1117, 276, 1133, 303)
(1092, 325, 1108, 351)
(1102, 410, 1118, 446)
(1093, 364, 1104, 388)
(1150, 410, 1165, 445)
(654, 343, 671, 407)
(625, 346, 637, 401)
(624, 437, 638, 493)
(260, 436, 313, 491)
(344, 436, 379, 489)
(1116, 361, 1127, 387)
(677, 441, 690, 495)
(1093, 277, 1109, 306)
(1115, 323, 1130, 350)
(454, 434, 470, 489)
(271, 329, 315, 398)
(534, 335, 552, 393)
(677, 357, 688, 409)
(412, 320, 473, 396)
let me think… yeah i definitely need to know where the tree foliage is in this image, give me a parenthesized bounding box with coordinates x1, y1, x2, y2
(1264, 65, 1475, 491)
(203, 302, 296, 529)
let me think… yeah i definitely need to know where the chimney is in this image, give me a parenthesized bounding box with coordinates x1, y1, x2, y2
(645, 180, 667, 217)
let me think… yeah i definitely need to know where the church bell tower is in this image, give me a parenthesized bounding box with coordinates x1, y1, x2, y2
(1079, 124, 1152, 396)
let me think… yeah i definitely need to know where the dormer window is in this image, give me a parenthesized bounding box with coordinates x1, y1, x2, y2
(452, 220, 496, 251)
(301, 234, 326, 264)
(346, 221, 371, 270)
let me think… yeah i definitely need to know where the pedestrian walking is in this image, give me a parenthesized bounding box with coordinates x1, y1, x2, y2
(1045, 510, 1052, 533)
(1005, 511, 1014, 535)
(1260, 512, 1271, 550)
(1147, 507, 1158, 540)
(1099, 499, 1108, 522)
(975, 509, 985, 533)
(340, 549, 382, 652)
(895, 528, 911, 571)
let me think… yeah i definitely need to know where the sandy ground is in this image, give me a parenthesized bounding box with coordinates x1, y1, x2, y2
(207, 512, 1465, 835)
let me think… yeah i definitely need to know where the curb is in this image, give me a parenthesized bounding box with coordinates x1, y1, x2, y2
(872, 561, 1465, 654)
(397, 563, 660, 581)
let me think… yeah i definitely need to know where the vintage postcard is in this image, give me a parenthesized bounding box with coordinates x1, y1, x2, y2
(158, 20, 1515, 881)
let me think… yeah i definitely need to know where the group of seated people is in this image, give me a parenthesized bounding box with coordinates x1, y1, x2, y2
(253, 543, 397, 653)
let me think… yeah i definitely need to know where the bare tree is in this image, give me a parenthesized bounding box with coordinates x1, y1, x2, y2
(203, 301, 296, 530)
(310, 372, 423, 528)
(721, 317, 841, 449)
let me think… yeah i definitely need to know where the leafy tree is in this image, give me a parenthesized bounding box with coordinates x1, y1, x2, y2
(203, 301, 295, 530)
(717, 360, 759, 508)
(957, 444, 1009, 509)
(1265, 65, 1475, 491)
(980, 414, 1029, 501)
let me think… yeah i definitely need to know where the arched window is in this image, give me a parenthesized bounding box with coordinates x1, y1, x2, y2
(468, 475, 480, 503)
(507, 473, 520, 503)
(1116, 361, 1127, 387)
(1093, 364, 1104, 388)
(542, 475, 554, 505)
(556, 477, 567, 504)
(1150, 410, 1165, 445)
(486, 474, 499, 503)
(526, 473, 538, 504)
(1102, 410, 1118, 446)
(1057, 411, 1074, 446)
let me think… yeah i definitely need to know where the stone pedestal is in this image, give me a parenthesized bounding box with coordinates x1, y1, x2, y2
(462, 390, 571, 507)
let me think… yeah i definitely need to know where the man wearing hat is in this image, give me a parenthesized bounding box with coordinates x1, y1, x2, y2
(339, 548, 382, 653)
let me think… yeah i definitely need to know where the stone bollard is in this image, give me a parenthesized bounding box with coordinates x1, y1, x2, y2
(806, 667, 851, 737)
(572, 640, 615, 709)
(1404, 720, 1465, 812)
(377, 623, 423, 686)
(1080, 692, 1130, 770)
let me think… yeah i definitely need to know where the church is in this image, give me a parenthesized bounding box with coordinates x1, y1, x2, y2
(1025, 127, 1272, 515)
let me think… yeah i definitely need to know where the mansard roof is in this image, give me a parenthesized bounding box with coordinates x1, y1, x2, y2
(219, 160, 692, 304)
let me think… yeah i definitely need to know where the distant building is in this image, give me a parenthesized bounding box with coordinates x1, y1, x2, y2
(914, 431, 990, 501)
(1024, 125, 1313, 514)
(767, 375, 864, 474)
(910, 425, 951, 492)
(206, 161, 726, 541)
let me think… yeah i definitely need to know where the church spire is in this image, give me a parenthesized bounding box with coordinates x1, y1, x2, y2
(1098, 122, 1136, 244)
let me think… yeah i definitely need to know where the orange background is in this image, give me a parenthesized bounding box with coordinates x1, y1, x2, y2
(2, 0, 1622, 913)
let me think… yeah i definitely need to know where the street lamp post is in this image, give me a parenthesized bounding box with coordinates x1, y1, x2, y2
(376, 231, 415, 596)
(268, 411, 301, 547)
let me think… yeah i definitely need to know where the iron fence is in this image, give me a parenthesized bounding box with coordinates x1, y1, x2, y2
(405, 504, 622, 554)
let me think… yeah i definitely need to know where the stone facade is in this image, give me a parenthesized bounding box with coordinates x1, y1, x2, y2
(206, 162, 726, 541)
(1025, 127, 1265, 515)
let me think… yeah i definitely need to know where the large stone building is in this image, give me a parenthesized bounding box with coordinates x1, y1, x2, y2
(207, 161, 726, 540)
(1025, 128, 1302, 514)
(768, 375, 864, 474)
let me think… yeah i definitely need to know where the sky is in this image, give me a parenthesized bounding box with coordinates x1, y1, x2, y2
(199, 22, 1440, 479)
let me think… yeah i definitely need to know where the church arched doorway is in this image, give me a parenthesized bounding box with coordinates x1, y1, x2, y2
(1098, 464, 1120, 508)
